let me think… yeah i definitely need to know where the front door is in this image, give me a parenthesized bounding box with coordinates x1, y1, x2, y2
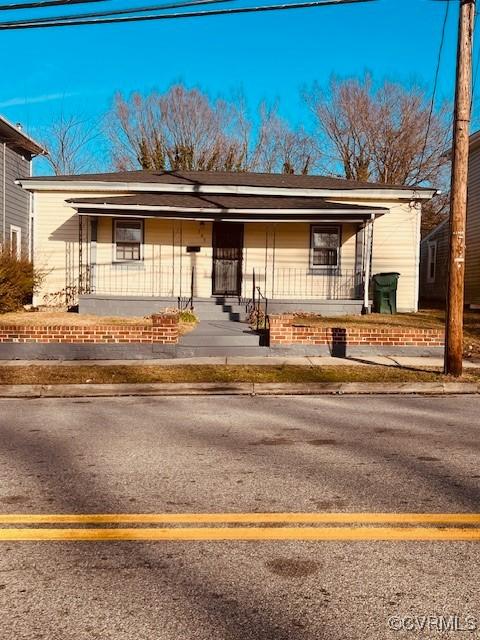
(212, 222, 244, 296)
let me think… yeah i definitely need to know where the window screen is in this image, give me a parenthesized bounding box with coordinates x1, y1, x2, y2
(311, 226, 340, 268)
(114, 220, 142, 261)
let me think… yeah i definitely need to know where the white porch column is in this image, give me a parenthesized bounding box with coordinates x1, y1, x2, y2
(363, 214, 375, 312)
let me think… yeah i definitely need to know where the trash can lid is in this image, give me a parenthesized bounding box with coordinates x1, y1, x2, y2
(372, 272, 400, 288)
(375, 272, 400, 277)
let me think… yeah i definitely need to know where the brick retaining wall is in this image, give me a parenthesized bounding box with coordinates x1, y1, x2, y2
(269, 314, 444, 347)
(0, 313, 179, 345)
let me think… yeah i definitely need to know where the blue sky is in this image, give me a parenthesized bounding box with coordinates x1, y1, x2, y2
(0, 0, 470, 169)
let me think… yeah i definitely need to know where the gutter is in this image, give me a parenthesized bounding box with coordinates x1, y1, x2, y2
(15, 179, 439, 201)
(70, 202, 389, 215)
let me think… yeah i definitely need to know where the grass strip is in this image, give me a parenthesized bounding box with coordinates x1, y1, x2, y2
(0, 364, 478, 385)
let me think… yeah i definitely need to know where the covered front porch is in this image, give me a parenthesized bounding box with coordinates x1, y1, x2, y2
(72, 192, 385, 316)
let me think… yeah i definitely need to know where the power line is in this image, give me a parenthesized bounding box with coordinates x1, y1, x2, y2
(0, 0, 107, 11)
(0, 0, 235, 26)
(0, 0, 375, 29)
(415, 0, 450, 185)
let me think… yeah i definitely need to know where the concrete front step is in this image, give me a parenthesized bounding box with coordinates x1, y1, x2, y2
(183, 320, 251, 335)
(180, 335, 260, 347)
(193, 298, 249, 322)
(195, 312, 245, 322)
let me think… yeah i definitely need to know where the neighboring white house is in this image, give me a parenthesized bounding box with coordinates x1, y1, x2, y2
(17, 170, 436, 316)
(420, 129, 480, 307)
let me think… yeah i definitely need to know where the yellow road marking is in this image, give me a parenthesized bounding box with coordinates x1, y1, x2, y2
(1, 512, 480, 525)
(1, 526, 480, 541)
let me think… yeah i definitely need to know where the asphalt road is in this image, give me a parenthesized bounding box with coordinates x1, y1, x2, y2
(1, 395, 480, 639)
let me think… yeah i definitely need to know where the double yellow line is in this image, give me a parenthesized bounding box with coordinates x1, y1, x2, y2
(0, 512, 480, 541)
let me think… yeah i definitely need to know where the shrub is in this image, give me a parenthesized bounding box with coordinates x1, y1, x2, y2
(0, 248, 44, 313)
(178, 309, 197, 324)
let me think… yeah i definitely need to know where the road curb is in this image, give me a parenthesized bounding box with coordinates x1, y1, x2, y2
(0, 381, 478, 398)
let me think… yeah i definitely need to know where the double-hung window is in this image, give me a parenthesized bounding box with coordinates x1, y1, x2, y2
(310, 225, 340, 270)
(114, 219, 143, 261)
(426, 240, 437, 283)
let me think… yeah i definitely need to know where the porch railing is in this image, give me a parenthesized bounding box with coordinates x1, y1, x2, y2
(89, 263, 194, 300)
(271, 268, 363, 300)
(85, 263, 364, 303)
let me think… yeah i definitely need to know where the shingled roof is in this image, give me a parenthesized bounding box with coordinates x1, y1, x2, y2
(68, 192, 389, 211)
(23, 169, 435, 192)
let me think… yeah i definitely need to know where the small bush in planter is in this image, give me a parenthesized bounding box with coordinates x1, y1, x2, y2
(0, 248, 44, 313)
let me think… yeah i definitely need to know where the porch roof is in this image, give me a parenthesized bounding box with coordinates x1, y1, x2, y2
(68, 192, 388, 222)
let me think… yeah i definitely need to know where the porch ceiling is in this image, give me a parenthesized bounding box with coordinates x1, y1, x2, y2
(68, 192, 388, 222)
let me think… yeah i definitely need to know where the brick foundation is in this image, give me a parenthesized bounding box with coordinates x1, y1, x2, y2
(0, 313, 179, 345)
(269, 314, 444, 347)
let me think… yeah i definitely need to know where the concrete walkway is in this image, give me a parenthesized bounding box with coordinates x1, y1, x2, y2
(1, 356, 479, 368)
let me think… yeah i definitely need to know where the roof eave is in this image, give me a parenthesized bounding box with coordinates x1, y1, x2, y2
(17, 178, 438, 200)
(70, 202, 388, 218)
(0, 116, 46, 157)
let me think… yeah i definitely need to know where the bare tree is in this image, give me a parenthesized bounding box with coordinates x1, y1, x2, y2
(41, 115, 99, 175)
(106, 84, 319, 175)
(304, 75, 451, 232)
(305, 75, 450, 184)
(106, 86, 245, 172)
(246, 103, 317, 174)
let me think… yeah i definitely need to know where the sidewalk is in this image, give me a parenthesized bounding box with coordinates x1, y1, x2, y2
(0, 355, 479, 368)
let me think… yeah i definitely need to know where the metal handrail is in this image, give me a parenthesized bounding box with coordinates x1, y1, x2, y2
(245, 269, 269, 332)
(254, 285, 269, 332)
(178, 266, 195, 311)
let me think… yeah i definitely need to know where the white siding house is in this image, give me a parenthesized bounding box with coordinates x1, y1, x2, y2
(17, 170, 436, 316)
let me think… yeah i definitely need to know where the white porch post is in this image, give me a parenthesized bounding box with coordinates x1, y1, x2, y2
(363, 214, 374, 313)
(90, 217, 98, 294)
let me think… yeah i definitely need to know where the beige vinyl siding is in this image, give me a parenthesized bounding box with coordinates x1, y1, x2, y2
(329, 199, 421, 312)
(32, 190, 421, 311)
(95, 218, 213, 298)
(466, 144, 480, 305)
(370, 202, 421, 312)
(243, 222, 357, 299)
(33, 191, 80, 304)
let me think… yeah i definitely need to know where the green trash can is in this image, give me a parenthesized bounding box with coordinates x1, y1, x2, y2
(372, 272, 400, 314)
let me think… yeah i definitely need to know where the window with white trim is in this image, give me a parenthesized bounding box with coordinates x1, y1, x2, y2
(114, 219, 143, 261)
(10, 225, 21, 259)
(310, 225, 340, 269)
(427, 240, 437, 283)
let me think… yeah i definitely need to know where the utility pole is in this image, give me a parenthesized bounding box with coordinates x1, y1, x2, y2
(445, 0, 476, 377)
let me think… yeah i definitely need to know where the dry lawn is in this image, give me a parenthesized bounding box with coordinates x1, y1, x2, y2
(291, 309, 480, 358)
(0, 311, 148, 325)
(0, 310, 197, 335)
(0, 364, 478, 386)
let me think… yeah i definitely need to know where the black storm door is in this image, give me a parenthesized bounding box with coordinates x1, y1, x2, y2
(212, 222, 244, 296)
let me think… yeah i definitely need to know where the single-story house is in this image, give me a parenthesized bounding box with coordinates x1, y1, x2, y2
(0, 114, 45, 258)
(17, 170, 436, 316)
(420, 129, 480, 307)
